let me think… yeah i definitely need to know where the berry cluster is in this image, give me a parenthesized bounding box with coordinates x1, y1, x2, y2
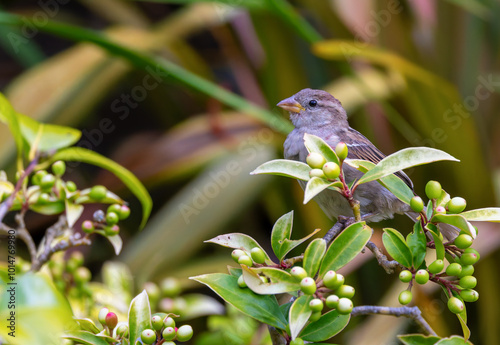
(81, 202, 130, 237)
(231, 247, 267, 268)
(306, 142, 348, 181)
(48, 251, 92, 297)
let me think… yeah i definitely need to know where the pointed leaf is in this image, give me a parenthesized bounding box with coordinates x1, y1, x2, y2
(74, 318, 100, 334)
(206, 233, 273, 264)
(426, 225, 445, 260)
(431, 214, 476, 238)
(191, 273, 287, 330)
(65, 200, 84, 228)
(304, 177, 341, 204)
(357, 147, 459, 185)
(289, 295, 313, 340)
(64, 331, 110, 345)
(0, 93, 23, 166)
(241, 266, 300, 294)
(436, 336, 473, 345)
(460, 207, 500, 222)
(251, 159, 311, 181)
(301, 310, 350, 342)
(127, 290, 152, 345)
(106, 234, 123, 255)
(382, 228, 413, 268)
(319, 222, 372, 277)
(303, 133, 340, 165)
(303, 238, 326, 277)
(407, 222, 427, 268)
(398, 334, 442, 345)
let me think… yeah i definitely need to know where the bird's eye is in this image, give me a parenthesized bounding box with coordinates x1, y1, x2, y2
(309, 100, 318, 107)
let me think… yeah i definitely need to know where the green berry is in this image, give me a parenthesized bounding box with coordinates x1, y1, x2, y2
(336, 285, 355, 299)
(89, 185, 107, 201)
(425, 180, 442, 199)
(104, 225, 120, 236)
(300, 277, 317, 295)
(435, 206, 446, 214)
(107, 204, 122, 215)
(446, 263, 462, 276)
(335, 142, 348, 160)
(306, 152, 327, 169)
(74, 267, 91, 285)
(163, 316, 175, 328)
(454, 234, 473, 249)
(40, 174, 56, 190)
(309, 311, 322, 322)
(98, 308, 109, 325)
(105, 312, 118, 330)
(399, 270, 413, 283)
(290, 338, 305, 345)
(410, 196, 424, 213)
(447, 297, 464, 314)
(163, 342, 176, 345)
(116, 324, 128, 337)
(32, 170, 47, 186)
(81, 220, 94, 234)
(309, 168, 326, 179)
(461, 252, 479, 266)
(231, 249, 245, 263)
(447, 197, 466, 213)
(140, 329, 156, 344)
(459, 276, 477, 289)
(337, 298, 353, 314)
(290, 266, 308, 281)
(309, 298, 324, 312)
(161, 277, 182, 297)
(238, 255, 253, 267)
(177, 325, 193, 342)
(162, 327, 176, 341)
(399, 290, 412, 305)
(66, 181, 77, 192)
(52, 161, 66, 177)
(415, 269, 429, 284)
(237, 274, 247, 288)
(460, 289, 479, 303)
(323, 271, 344, 290)
(322, 162, 340, 180)
(106, 212, 119, 226)
(464, 248, 480, 260)
(250, 247, 266, 264)
(37, 193, 50, 204)
(325, 294, 339, 308)
(119, 205, 130, 220)
(428, 259, 445, 274)
(151, 315, 163, 331)
(458, 265, 474, 278)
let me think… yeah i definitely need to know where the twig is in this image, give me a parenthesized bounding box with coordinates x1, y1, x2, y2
(365, 241, 405, 274)
(351, 305, 437, 336)
(15, 212, 37, 264)
(323, 218, 347, 244)
(268, 326, 286, 345)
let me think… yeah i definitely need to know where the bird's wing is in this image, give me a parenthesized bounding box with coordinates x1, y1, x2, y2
(334, 128, 414, 190)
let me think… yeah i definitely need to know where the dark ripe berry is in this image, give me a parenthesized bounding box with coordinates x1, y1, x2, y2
(290, 338, 305, 345)
(52, 161, 66, 177)
(410, 196, 424, 213)
(309, 298, 324, 312)
(161, 277, 182, 297)
(104, 225, 120, 236)
(447, 297, 464, 314)
(336, 285, 355, 299)
(460, 289, 479, 302)
(335, 142, 348, 161)
(140, 329, 156, 344)
(461, 252, 479, 265)
(457, 265, 474, 278)
(306, 152, 327, 169)
(250, 247, 266, 264)
(309, 311, 322, 322)
(309, 168, 326, 179)
(290, 266, 308, 281)
(337, 298, 353, 315)
(66, 181, 77, 192)
(459, 276, 477, 289)
(322, 162, 340, 180)
(93, 210, 106, 222)
(162, 326, 176, 341)
(106, 212, 119, 226)
(40, 174, 56, 190)
(428, 259, 445, 274)
(415, 270, 429, 284)
(447, 197, 466, 213)
(89, 185, 107, 201)
(399, 290, 412, 305)
(98, 308, 109, 325)
(119, 205, 131, 220)
(300, 277, 317, 295)
(81, 220, 95, 234)
(238, 255, 253, 267)
(237, 274, 247, 288)
(446, 263, 462, 276)
(151, 315, 163, 331)
(454, 234, 473, 249)
(176, 325, 193, 342)
(325, 295, 339, 308)
(399, 270, 413, 283)
(163, 316, 175, 328)
(425, 180, 442, 199)
(231, 249, 245, 263)
(105, 312, 118, 330)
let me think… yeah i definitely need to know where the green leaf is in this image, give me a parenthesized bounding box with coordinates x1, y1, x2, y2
(436, 335, 473, 345)
(357, 147, 459, 185)
(127, 290, 152, 345)
(398, 334, 441, 345)
(460, 207, 500, 222)
(382, 228, 413, 268)
(65, 199, 84, 228)
(303, 238, 326, 277)
(0, 93, 23, 168)
(345, 159, 413, 204)
(289, 295, 313, 340)
(45, 147, 152, 229)
(304, 177, 341, 204)
(191, 273, 287, 330)
(179, 293, 225, 320)
(74, 318, 100, 334)
(64, 331, 110, 345)
(303, 133, 340, 165)
(251, 159, 311, 181)
(431, 214, 476, 238)
(319, 222, 372, 277)
(301, 310, 350, 342)
(457, 313, 470, 342)
(407, 222, 427, 268)
(241, 266, 300, 294)
(29, 200, 65, 215)
(426, 225, 445, 260)
(205, 233, 273, 265)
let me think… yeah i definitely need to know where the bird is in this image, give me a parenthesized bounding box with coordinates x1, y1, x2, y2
(278, 88, 423, 228)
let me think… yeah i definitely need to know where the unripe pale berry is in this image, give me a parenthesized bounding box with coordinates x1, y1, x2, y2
(98, 308, 109, 325)
(309, 311, 322, 322)
(306, 152, 327, 169)
(106, 212, 119, 226)
(399, 270, 413, 283)
(410, 196, 424, 213)
(425, 180, 442, 199)
(309, 168, 326, 179)
(116, 324, 128, 337)
(399, 290, 412, 305)
(89, 185, 107, 201)
(322, 162, 340, 180)
(309, 298, 324, 312)
(250, 247, 266, 264)
(81, 220, 95, 234)
(177, 325, 194, 342)
(454, 234, 473, 249)
(161, 277, 182, 297)
(231, 249, 245, 263)
(37, 193, 50, 204)
(335, 142, 348, 160)
(415, 269, 429, 284)
(464, 248, 480, 260)
(141, 329, 156, 344)
(460, 289, 479, 302)
(459, 276, 477, 289)
(446, 263, 462, 276)
(32, 170, 47, 186)
(428, 259, 445, 274)
(163, 316, 175, 328)
(290, 266, 308, 281)
(238, 255, 253, 267)
(40, 174, 56, 190)
(337, 298, 353, 314)
(74, 267, 91, 284)
(435, 206, 446, 214)
(151, 315, 163, 331)
(237, 274, 247, 288)
(290, 338, 305, 345)
(119, 205, 131, 220)
(336, 285, 355, 299)
(457, 265, 474, 278)
(52, 161, 66, 177)
(447, 197, 466, 213)
(104, 225, 120, 236)
(325, 295, 339, 308)
(300, 277, 317, 295)
(66, 181, 77, 192)
(105, 312, 118, 330)
(324, 271, 344, 290)
(448, 297, 464, 314)
(162, 327, 176, 341)
(107, 204, 122, 215)
(461, 252, 479, 266)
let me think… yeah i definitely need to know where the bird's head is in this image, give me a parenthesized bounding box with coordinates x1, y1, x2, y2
(277, 88, 348, 129)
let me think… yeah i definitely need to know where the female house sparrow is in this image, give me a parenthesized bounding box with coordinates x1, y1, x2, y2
(279, 88, 413, 223)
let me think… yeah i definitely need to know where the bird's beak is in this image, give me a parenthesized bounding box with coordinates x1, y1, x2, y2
(277, 97, 304, 113)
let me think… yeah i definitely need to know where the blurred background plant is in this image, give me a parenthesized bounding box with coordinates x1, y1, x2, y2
(0, 0, 499, 344)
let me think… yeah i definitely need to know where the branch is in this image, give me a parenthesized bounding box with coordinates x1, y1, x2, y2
(351, 305, 437, 336)
(365, 240, 405, 274)
(15, 212, 37, 264)
(323, 218, 346, 244)
(268, 326, 286, 345)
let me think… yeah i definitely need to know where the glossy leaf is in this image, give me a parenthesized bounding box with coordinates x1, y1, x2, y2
(105, 234, 123, 256)
(303, 238, 326, 277)
(191, 273, 287, 330)
(0, 93, 23, 167)
(436, 336, 473, 345)
(301, 310, 350, 342)
(426, 225, 445, 260)
(431, 214, 476, 238)
(356, 147, 459, 185)
(251, 159, 311, 181)
(74, 318, 100, 334)
(289, 295, 313, 340)
(127, 290, 152, 345)
(304, 177, 341, 204)
(460, 208, 500, 222)
(398, 334, 441, 345)
(205, 233, 272, 265)
(64, 331, 109, 345)
(241, 266, 300, 294)
(65, 200, 84, 228)
(382, 228, 413, 268)
(407, 222, 427, 268)
(45, 147, 152, 229)
(319, 222, 372, 277)
(303, 133, 340, 165)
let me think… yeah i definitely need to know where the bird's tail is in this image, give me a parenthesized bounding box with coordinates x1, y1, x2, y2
(405, 211, 460, 241)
